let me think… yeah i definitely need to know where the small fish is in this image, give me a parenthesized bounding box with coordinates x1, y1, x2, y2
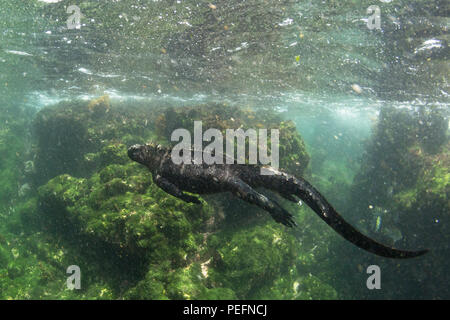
(375, 216, 382, 232)
(295, 55, 300, 62)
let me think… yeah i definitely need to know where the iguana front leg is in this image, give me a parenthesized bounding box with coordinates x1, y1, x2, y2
(153, 174, 201, 204)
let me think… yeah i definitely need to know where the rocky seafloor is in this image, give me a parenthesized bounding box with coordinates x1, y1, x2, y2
(0, 97, 339, 299)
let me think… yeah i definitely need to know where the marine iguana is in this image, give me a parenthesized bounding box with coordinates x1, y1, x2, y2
(128, 143, 428, 259)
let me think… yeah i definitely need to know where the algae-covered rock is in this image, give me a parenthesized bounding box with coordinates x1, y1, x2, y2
(123, 263, 170, 300)
(291, 275, 338, 300)
(34, 149, 219, 299)
(37, 160, 212, 262)
(392, 142, 449, 247)
(0, 245, 11, 269)
(33, 99, 310, 183)
(19, 97, 329, 300)
(340, 106, 449, 299)
(32, 98, 311, 230)
(278, 120, 310, 177)
(207, 224, 299, 298)
(352, 106, 448, 211)
(123, 261, 238, 300)
(32, 98, 158, 184)
(417, 108, 449, 154)
(349, 106, 448, 250)
(155, 103, 310, 176)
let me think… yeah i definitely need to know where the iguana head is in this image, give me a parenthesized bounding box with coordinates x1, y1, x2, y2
(128, 143, 166, 170)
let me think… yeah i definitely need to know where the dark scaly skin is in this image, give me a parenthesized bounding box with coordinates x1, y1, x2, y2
(128, 143, 428, 259)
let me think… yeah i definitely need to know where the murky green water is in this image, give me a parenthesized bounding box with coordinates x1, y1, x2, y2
(0, 0, 448, 299)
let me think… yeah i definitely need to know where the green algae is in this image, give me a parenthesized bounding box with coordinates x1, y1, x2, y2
(333, 106, 449, 299)
(393, 143, 449, 213)
(204, 220, 337, 300)
(32, 98, 158, 184)
(37, 161, 212, 264)
(32, 140, 331, 299)
(0, 97, 346, 300)
(207, 224, 298, 298)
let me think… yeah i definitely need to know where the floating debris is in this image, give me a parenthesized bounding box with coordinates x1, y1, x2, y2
(78, 67, 93, 75)
(351, 84, 363, 94)
(414, 39, 443, 54)
(4, 50, 33, 56)
(278, 18, 293, 26)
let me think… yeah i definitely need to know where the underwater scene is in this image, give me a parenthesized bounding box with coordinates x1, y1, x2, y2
(0, 0, 448, 300)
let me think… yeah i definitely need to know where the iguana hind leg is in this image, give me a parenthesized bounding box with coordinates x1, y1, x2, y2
(226, 177, 296, 227)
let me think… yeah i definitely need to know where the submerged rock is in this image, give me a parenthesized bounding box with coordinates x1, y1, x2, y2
(346, 105, 449, 298)
(19, 97, 341, 300)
